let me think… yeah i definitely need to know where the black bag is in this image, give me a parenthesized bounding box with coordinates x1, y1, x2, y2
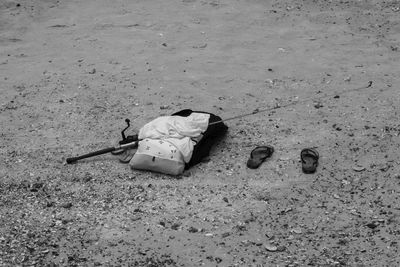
(172, 109, 228, 169)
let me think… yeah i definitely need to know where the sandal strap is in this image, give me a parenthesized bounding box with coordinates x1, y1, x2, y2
(301, 148, 319, 161)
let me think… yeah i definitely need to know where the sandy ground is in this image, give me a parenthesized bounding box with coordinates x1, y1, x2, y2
(1, 0, 400, 266)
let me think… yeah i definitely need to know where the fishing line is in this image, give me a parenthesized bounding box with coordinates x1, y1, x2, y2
(209, 80, 373, 126)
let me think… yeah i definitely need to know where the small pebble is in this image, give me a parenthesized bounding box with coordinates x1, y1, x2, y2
(265, 244, 278, 251)
(61, 202, 72, 209)
(292, 228, 302, 234)
(314, 103, 323, 109)
(352, 165, 366, 172)
(277, 245, 286, 252)
(171, 223, 181, 230)
(188, 226, 198, 233)
(160, 105, 170, 110)
(221, 232, 230, 238)
(366, 222, 379, 229)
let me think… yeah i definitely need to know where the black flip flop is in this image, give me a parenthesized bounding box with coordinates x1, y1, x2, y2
(118, 148, 137, 164)
(247, 145, 274, 169)
(301, 148, 319, 174)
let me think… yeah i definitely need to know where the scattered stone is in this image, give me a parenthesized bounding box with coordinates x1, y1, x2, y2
(277, 245, 286, 252)
(314, 102, 323, 109)
(30, 182, 44, 192)
(221, 232, 230, 238)
(279, 207, 293, 214)
(292, 227, 302, 234)
(82, 174, 92, 183)
(241, 240, 251, 246)
(352, 165, 365, 172)
(222, 197, 229, 203)
(50, 24, 69, 28)
(61, 202, 72, 209)
(378, 164, 391, 172)
(160, 105, 170, 110)
(193, 43, 207, 49)
(332, 124, 342, 131)
(365, 221, 379, 229)
(188, 226, 198, 233)
(265, 244, 278, 252)
(171, 223, 181, 230)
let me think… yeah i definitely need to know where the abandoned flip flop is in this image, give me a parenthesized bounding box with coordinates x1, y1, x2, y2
(118, 148, 137, 163)
(247, 145, 274, 169)
(301, 148, 319, 174)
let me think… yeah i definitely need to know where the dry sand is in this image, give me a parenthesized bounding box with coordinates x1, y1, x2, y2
(1, 0, 400, 266)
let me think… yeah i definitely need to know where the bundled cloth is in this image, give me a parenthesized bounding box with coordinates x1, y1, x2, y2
(129, 109, 228, 175)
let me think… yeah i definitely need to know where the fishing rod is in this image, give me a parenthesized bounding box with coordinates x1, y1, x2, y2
(209, 80, 373, 126)
(66, 119, 139, 164)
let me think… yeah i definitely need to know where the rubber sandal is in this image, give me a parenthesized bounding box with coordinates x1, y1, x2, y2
(247, 145, 274, 169)
(301, 148, 319, 174)
(118, 148, 137, 163)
